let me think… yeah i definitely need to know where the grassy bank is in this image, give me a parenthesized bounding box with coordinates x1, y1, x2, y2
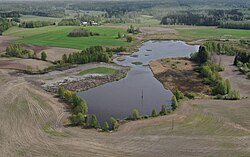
(79, 67, 116, 75)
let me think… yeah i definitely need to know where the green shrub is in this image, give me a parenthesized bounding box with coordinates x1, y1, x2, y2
(110, 117, 119, 130)
(173, 90, 185, 101)
(103, 122, 110, 132)
(132, 109, 140, 120)
(171, 96, 178, 111)
(160, 104, 167, 116)
(151, 109, 158, 117)
(91, 114, 100, 129)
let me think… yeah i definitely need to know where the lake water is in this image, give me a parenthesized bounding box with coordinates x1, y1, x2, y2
(78, 41, 199, 124)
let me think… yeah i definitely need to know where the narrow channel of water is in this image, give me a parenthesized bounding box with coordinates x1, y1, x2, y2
(78, 41, 199, 124)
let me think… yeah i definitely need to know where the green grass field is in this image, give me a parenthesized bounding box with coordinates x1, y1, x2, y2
(79, 67, 116, 75)
(176, 26, 250, 39)
(4, 26, 130, 49)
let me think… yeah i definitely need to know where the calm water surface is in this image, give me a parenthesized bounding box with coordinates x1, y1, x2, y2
(78, 41, 199, 124)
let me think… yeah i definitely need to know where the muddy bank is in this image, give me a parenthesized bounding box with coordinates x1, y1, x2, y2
(20, 63, 129, 93)
(150, 58, 210, 95)
(43, 68, 129, 93)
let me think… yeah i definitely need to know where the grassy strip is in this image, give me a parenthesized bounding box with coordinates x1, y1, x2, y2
(79, 67, 116, 76)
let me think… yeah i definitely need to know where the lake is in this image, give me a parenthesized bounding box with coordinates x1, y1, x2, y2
(78, 40, 199, 124)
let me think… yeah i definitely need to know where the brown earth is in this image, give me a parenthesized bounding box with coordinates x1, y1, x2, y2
(0, 36, 20, 53)
(37, 47, 78, 61)
(0, 58, 53, 71)
(150, 58, 210, 94)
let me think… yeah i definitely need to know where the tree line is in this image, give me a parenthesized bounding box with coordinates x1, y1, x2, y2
(0, 18, 16, 35)
(58, 19, 81, 26)
(5, 44, 48, 61)
(62, 46, 110, 64)
(0, 11, 20, 18)
(68, 28, 100, 37)
(58, 86, 119, 131)
(204, 41, 244, 56)
(161, 9, 245, 26)
(19, 21, 55, 28)
(219, 21, 250, 30)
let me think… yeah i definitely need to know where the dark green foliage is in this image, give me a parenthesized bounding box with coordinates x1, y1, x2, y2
(225, 79, 232, 94)
(19, 21, 54, 28)
(185, 92, 196, 99)
(204, 42, 243, 56)
(106, 46, 127, 53)
(224, 90, 241, 100)
(77, 14, 101, 23)
(70, 113, 86, 126)
(219, 21, 250, 30)
(110, 117, 119, 131)
(161, 9, 244, 26)
(60, 89, 89, 117)
(41, 51, 47, 61)
(73, 100, 88, 115)
(212, 79, 227, 95)
(6, 45, 31, 58)
(62, 54, 68, 63)
(199, 63, 228, 95)
(103, 122, 110, 132)
(160, 104, 167, 116)
(235, 51, 248, 64)
(117, 32, 122, 38)
(173, 90, 184, 101)
(151, 109, 158, 117)
(91, 114, 100, 129)
(171, 96, 178, 111)
(126, 36, 133, 42)
(132, 109, 140, 120)
(68, 28, 99, 37)
(0, 11, 20, 18)
(63, 90, 74, 104)
(191, 46, 210, 64)
(58, 19, 81, 26)
(0, 18, 16, 35)
(127, 25, 140, 34)
(64, 46, 110, 64)
(58, 86, 65, 98)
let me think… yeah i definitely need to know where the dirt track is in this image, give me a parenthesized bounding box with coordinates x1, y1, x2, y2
(218, 55, 250, 97)
(0, 67, 250, 157)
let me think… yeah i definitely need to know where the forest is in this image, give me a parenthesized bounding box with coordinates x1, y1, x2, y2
(161, 9, 245, 26)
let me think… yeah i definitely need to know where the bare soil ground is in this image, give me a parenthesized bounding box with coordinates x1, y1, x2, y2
(0, 68, 250, 157)
(215, 55, 250, 97)
(150, 58, 210, 94)
(38, 47, 78, 61)
(0, 36, 20, 53)
(0, 58, 53, 71)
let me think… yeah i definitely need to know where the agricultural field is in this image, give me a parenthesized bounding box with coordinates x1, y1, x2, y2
(3, 26, 130, 49)
(0, 68, 250, 156)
